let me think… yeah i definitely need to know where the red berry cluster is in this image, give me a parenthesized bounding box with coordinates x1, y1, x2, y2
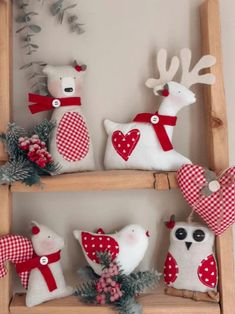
(18, 135, 52, 168)
(96, 262, 123, 305)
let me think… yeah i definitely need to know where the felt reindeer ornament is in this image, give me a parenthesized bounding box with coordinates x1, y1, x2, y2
(163, 215, 219, 302)
(15, 222, 73, 307)
(104, 49, 216, 171)
(28, 64, 96, 174)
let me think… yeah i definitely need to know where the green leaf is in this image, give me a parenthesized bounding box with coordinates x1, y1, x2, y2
(63, 4, 77, 11)
(50, 0, 64, 16)
(15, 15, 31, 23)
(68, 15, 78, 23)
(29, 24, 41, 33)
(20, 62, 33, 70)
(25, 12, 39, 17)
(30, 44, 39, 48)
(16, 25, 27, 33)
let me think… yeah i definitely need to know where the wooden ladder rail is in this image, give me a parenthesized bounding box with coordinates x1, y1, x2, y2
(200, 0, 235, 313)
(0, 1, 12, 314)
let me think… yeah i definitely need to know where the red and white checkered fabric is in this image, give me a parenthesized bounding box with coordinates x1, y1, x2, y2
(0, 235, 33, 288)
(56, 112, 90, 162)
(177, 164, 235, 236)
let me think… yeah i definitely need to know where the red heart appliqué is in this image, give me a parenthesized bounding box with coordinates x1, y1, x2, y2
(112, 129, 140, 161)
(177, 164, 235, 236)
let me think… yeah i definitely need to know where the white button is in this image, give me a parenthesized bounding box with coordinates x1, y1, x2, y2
(208, 180, 220, 192)
(40, 256, 48, 265)
(150, 115, 159, 124)
(52, 99, 61, 108)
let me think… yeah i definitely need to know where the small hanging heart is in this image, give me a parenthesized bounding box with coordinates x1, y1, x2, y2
(177, 164, 235, 235)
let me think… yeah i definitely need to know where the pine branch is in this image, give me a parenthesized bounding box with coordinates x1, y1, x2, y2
(5, 123, 28, 158)
(121, 271, 160, 297)
(114, 297, 142, 314)
(96, 251, 112, 269)
(77, 266, 100, 281)
(0, 158, 34, 184)
(29, 119, 56, 143)
(0, 133, 6, 142)
(75, 281, 98, 303)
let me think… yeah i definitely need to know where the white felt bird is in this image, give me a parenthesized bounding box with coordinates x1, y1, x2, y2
(73, 224, 150, 275)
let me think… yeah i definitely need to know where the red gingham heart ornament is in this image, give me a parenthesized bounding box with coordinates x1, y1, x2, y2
(177, 164, 235, 236)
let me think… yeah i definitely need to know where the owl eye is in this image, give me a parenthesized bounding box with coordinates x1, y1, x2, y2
(175, 228, 187, 240)
(48, 235, 51, 239)
(193, 229, 205, 242)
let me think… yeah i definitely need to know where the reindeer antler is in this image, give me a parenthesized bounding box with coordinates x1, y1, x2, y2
(180, 48, 216, 88)
(145, 49, 180, 88)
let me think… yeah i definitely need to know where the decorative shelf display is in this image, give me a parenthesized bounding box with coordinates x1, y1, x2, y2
(0, 0, 234, 314)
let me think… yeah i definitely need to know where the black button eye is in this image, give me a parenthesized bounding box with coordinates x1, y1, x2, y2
(48, 235, 51, 239)
(193, 229, 205, 242)
(175, 228, 187, 240)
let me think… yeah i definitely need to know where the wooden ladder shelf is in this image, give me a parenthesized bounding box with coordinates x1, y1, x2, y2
(0, 0, 234, 313)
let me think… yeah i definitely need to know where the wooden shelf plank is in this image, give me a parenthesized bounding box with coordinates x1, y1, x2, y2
(10, 170, 178, 193)
(10, 292, 220, 314)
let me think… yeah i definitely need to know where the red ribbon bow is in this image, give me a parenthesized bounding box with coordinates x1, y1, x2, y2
(16, 251, 61, 292)
(28, 93, 81, 114)
(133, 112, 177, 151)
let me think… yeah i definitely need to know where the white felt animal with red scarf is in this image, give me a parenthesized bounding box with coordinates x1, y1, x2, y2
(28, 64, 95, 174)
(73, 225, 150, 275)
(16, 222, 73, 307)
(104, 49, 216, 171)
(164, 216, 218, 293)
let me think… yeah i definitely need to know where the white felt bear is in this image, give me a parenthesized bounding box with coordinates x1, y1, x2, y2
(25, 222, 73, 307)
(29, 64, 96, 174)
(104, 49, 216, 171)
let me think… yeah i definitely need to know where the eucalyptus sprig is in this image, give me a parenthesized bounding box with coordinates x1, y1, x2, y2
(50, 0, 84, 34)
(16, 0, 41, 56)
(15, 0, 48, 95)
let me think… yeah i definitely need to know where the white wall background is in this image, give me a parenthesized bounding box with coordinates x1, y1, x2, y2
(12, 0, 235, 288)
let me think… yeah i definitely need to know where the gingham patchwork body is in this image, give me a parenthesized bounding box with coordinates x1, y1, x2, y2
(56, 112, 90, 162)
(49, 105, 95, 174)
(0, 235, 33, 288)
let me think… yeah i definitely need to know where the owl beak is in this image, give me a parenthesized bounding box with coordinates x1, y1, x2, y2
(185, 242, 192, 250)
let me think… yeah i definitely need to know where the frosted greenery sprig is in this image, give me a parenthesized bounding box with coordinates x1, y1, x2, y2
(15, 0, 48, 95)
(50, 0, 85, 34)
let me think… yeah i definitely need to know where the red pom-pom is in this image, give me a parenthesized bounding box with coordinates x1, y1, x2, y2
(97, 228, 105, 234)
(75, 65, 83, 72)
(165, 215, 176, 230)
(161, 89, 169, 97)
(32, 226, 40, 235)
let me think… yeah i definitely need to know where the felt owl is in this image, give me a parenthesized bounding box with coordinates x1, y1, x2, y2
(164, 216, 218, 293)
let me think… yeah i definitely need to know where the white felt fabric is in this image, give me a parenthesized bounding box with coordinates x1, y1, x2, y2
(43, 65, 96, 174)
(73, 225, 149, 276)
(166, 222, 217, 293)
(26, 222, 73, 307)
(104, 119, 191, 171)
